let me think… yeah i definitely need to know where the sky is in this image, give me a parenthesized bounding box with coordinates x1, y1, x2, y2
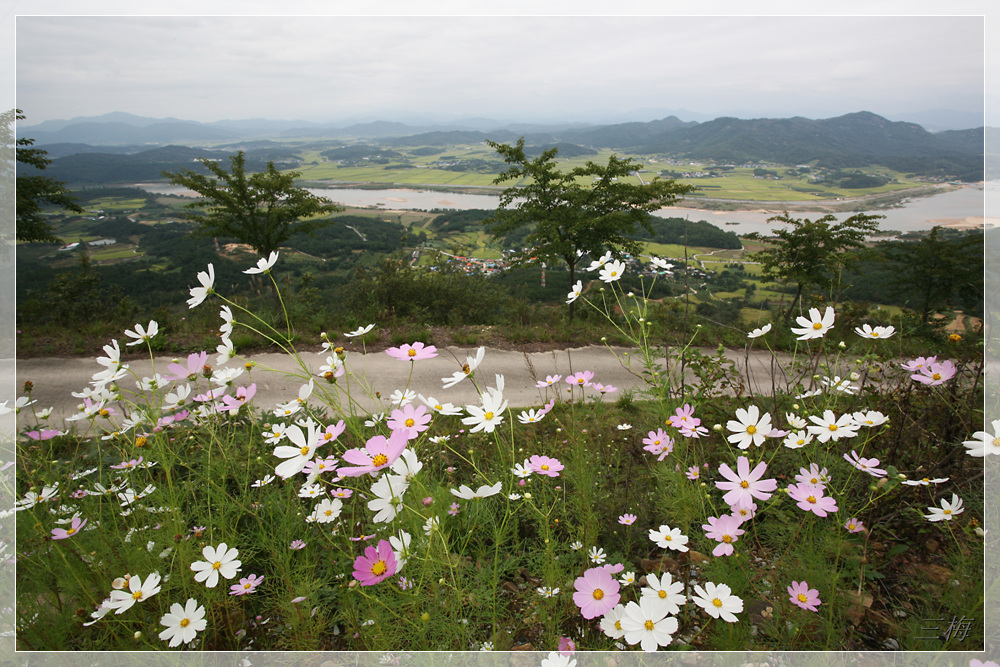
(6, 6, 994, 128)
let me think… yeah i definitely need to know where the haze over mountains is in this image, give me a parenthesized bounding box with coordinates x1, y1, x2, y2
(17, 110, 987, 184)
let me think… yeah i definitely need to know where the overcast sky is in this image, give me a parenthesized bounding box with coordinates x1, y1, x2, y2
(10, 11, 991, 127)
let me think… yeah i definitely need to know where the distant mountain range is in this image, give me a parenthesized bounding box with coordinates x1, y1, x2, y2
(18, 110, 985, 183)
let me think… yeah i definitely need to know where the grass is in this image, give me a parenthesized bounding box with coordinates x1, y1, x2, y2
(11, 267, 986, 653)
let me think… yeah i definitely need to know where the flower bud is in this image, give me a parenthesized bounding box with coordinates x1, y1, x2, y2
(838, 341, 846, 349)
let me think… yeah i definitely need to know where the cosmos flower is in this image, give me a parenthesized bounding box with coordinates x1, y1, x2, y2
(353, 540, 398, 585)
(158, 599, 206, 647)
(787, 580, 822, 612)
(726, 405, 772, 449)
(244, 251, 278, 275)
(747, 323, 772, 339)
(854, 323, 895, 339)
(963, 419, 1000, 457)
(572, 566, 621, 619)
(924, 494, 964, 522)
(715, 456, 777, 509)
(384, 342, 438, 361)
(345, 323, 376, 337)
(190, 543, 241, 588)
(620, 596, 679, 652)
(186, 264, 215, 309)
(702, 514, 745, 556)
(566, 280, 583, 304)
(599, 259, 627, 283)
(691, 582, 743, 622)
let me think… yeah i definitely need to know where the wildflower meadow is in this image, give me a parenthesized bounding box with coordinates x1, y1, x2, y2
(5, 249, 990, 656)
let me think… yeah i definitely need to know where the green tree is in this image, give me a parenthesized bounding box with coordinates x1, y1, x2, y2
(745, 212, 883, 318)
(882, 226, 983, 322)
(484, 138, 693, 319)
(11, 110, 83, 242)
(162, 151, 342, 257)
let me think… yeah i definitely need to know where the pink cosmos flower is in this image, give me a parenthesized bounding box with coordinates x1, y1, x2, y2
(715, 456, 777, 510)
(566, 371, 595, 388)
(591, 383, 617, 395)
(536, 375, 562, 388)
(52, 517, 87, 540)
(900, 356, 937, 372)
(702, 514, 745, 557)
(318, 420, 347, 445)
(331, 488, 353, 499)
(337, 429, 409, 477)
(912, 360, 957, 386)
(448, 502, 460, 516)
(218, 383, 257, 414)
(686, 466, 701, 480)
(289, 540, 306, 550)
(572, 566, 621, 619)
(26, 429, 62, 441)
(844, 518, 864, 533)
(602, 562, 625, 575)
(731, 502, 757, 523)
(558, 636, 576, 655)
(843, 450, 887, 477)
(680, 424, 710, 438)
(386, 404, 432, 439)
(787, 580, 822, 612)
(618, 513, 637, 525)
(668, 404, 701, 430)
(352, 539, 397, 586)
(302, 455, 339, 478)
(794, 464, 829, 488)
(163, 351, 209, 381)
(385, 342, 438, 361)
(528, 455, 564, 477)
(787, 483, 839, 517)
(110, 457, 144, 471)
(642, 429, 674, 461)
(229, 574, 264, 596)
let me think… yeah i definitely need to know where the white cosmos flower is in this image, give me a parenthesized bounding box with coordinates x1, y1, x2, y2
(782, 430, 813, 449)
(747, 323, 772, 339)
(518, 408, 546, 424)
(648, 524, 689, 552)
(345, 323, 376, 337)
(599, 259, 627, 283)
(726, 405, 772, 449)
(461, 390, 507, 433)
(641, 572, 686, 614)
(187, 263, 215, 309)
(190, 543, 241, 588)
(442, 347, 485, 388)
(107, 571, 162, 614)
(600, 603, 628, 640)
(389, 389, 416, 407)
(158, 598, 207, 647)
(790, 306, 835, 340)
(852, 410, 889, 428)
(586, 251, 613, 271)
(785, 412, 807, 430)
(650, 256, 673, 271)
(566, 280, 583, 304)
(821, 375, 858, 395)
(124, 320, 159, 346)
(692, 582, 743, 622)
(807, 410, 859, 443)
(219, 305, 235, 336)
(273, 420, 323, 479)
(312, 498, 343, 524)
(620, 596, 679, 652)
(244, 251, 279, 275)
(418, 394, 463, 416)
(390, 448, 422, 481)
(389, 530, 412, 570)
(450, 481, 502, 500)
(855, 323, 895, 339)
(216, 335, 236, 366)
(924, 494, 964, 522)
(368, 475, 409, 523)
(962, 419, 1000, 457)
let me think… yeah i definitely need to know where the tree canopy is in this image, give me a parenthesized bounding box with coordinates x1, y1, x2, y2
(12, 110, 83, 242)
(483, 137, 693, 317)
(162, 151, 342, 257)
(745, 212, 883, 318)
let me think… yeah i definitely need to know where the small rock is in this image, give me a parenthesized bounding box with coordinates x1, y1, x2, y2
(883, 638, 899, 650)
(925, 538, 940, 553)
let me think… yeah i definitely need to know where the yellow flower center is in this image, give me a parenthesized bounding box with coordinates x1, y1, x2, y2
(812, 322, 823, 330)
(746, 425, 757, 434)
(615, 620, 622, 630)
(372, 454, 389, 467)
(740, 481, 749, 488)
(300, 446, 310, 455)
(810, 477, 819, 484)
(922, 478, 930, 483)
(434, 405, 443, 411)
(829, 424, 838, 432)
(848, 523, 856, 530)
(213, 561, 222, 570)
(244, 582, 252, 589)
(664, 535, 672, 541)
(135, 436, 147, 447)
(645, 620, 655, 631)
(944, 509, 952, 515)
(610, 271, 618, 277)
(806, 496, 817, 504)
(180, 618, 190, 627)
(541, 464, 549, 471)
(371, 560, 387, 576)
(592, 588, 604, 600)
(993, 437, 1000, 447)
(484, 411, 494, 421)
(407, 349, 417, 357)
(405, 419, 415, 428)
(462, 364, 471, 374)
(797, 593, 809, 603)
(658, 590, 667, 598)
(722, 535, 733, 543)
(712, 598, 723, 607)
(132, 591, 143, 600)
(577, 379, 585, 384)
(872, 332, 880, 337)
(932, 373, 942, 380)
(325, 510, 333, 516)
(654, 440, 661, 446)
(66, 527, 76, 535)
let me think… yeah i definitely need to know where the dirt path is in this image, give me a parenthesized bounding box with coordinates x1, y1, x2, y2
(8, 345, 840, 430)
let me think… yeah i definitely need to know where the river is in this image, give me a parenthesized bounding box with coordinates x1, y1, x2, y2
(135, 181, 994, 237)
